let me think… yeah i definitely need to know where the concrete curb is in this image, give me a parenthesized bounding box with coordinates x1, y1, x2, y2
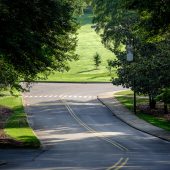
(22, 96, 42, 149)
(98, 93, 170, 142)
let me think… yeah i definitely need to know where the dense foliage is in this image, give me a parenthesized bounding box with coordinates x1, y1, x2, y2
(92, 0, 170, 110)
(0, 0, 79, 90)
(125, 0, 170, 34)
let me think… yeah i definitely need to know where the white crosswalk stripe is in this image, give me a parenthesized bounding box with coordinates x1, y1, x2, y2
(24, 95, 96, 99)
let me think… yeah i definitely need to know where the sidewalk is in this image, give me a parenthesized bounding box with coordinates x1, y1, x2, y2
(98, 92, 170, 142)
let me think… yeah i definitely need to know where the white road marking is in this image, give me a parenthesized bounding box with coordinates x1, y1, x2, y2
(23, 95, 96, 99)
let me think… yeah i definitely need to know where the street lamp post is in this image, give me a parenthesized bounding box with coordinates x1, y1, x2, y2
(127, 44, 137, 114)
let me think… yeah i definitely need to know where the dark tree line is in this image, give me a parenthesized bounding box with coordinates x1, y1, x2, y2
(0, 0, 80, 91)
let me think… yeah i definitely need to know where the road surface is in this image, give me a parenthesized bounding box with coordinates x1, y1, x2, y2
(1, 83, 170, 170)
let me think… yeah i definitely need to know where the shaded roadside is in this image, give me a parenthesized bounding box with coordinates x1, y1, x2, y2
(98, 92, 170, 142)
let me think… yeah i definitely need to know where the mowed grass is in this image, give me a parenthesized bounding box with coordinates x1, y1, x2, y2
(0, 95, 40, 148)
(114, 90, 148, 110)
(114, 90, 170, 131)
(45, 13, 116, 82)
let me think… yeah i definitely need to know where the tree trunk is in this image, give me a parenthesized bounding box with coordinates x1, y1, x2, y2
(164, 103, 168, 114)
(149, 95, 156, 109)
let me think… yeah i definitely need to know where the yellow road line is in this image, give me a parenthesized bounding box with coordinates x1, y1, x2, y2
(61, 99, 128, 152)
(106, 158, 124, 170)
(114, 158, 129, 170)
(107, 158, 129, 170)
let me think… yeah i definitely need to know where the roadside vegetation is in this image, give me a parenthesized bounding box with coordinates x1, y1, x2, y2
(0, 1, 92, 148)
(93, 0, 170, 126)
(114, 90, 170, 131)
(0, 91, 40, 148)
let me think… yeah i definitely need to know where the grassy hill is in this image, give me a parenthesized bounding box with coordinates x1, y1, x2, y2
(45, 13, 116, 82)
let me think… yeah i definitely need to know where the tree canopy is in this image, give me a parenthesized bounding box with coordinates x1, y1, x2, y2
(92, 0, 170, 108)
(0, 0, 79, 90)
(125, 0, 170, 34)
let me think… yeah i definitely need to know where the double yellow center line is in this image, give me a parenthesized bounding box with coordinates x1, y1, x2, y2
(61, 99, 128, 152)
(107, 157, 129, 170)
(61, 99, 129, 170)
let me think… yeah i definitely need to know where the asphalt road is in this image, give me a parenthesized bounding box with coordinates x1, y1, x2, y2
(1, 83, 170, 170)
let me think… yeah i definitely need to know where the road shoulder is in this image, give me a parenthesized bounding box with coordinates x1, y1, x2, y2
(98, 92, 170, 142)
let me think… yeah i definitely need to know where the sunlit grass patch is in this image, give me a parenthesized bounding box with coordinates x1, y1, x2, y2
(41, 12, 117, 82)
(0, 96, 40, 148)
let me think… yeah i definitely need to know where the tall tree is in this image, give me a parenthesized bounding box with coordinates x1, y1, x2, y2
(0, 0, 79, 90)
(74, 0, 92, 15)
(92, 0, 170, 109)
(125, 0, 170, 35)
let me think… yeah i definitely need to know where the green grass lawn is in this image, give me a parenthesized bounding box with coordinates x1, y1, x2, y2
(0, 95, 40, 148)
(43, 13, 116, 82)
(114, 90, 170, 131)
(114, 90, 148, 110)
